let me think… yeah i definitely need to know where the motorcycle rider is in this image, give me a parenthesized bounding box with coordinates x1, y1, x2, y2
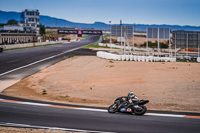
(120, 91, 140, 110)
(127, 92, 140, 107)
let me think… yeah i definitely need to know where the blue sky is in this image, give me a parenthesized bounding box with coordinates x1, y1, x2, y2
(0, 0, 200, 26)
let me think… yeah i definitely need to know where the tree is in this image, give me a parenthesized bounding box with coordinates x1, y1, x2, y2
(40, 24, 46, 35)
(7, 19, 18, 25)
(0, 23, 6, 27)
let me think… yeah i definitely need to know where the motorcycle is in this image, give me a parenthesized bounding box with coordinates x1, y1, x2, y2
(108, 96, 149, 115)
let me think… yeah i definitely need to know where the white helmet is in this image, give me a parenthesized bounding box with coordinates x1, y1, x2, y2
(128, 91, 135, 98)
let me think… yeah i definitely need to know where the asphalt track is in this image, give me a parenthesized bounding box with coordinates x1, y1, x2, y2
(0, 35, 200, 132)
(0, 95, 200, 133)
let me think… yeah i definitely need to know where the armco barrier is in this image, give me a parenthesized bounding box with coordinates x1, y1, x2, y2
(96, 51, 177, 62)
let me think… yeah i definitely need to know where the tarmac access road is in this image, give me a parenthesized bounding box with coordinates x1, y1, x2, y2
(0, 95, 200, 133)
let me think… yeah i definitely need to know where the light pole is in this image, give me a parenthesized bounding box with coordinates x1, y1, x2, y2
(198, 34, 200, 57)
(109, 21, 112, 46)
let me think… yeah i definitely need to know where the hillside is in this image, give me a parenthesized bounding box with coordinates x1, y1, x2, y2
(0, 10, 200, 31)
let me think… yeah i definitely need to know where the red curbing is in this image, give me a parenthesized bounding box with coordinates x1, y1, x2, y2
(48, 105, 78, 109)
(1, 99, 21, 103)
(184, 115, 200, 119)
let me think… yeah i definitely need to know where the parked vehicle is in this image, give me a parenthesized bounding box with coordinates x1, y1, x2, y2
(0, 46, 3, 53)
(108, 96, 149, 115)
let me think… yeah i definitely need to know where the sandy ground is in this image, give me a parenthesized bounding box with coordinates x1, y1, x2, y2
(0, 126, 83, 133)
(2, 56, 200, 113)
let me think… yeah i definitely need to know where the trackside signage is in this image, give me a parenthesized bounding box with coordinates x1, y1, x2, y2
(58, 30, 78, 34)
(58, 30, 102, 35)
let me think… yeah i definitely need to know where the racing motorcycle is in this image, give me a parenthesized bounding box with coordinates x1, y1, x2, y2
(108, 96, 149, 115)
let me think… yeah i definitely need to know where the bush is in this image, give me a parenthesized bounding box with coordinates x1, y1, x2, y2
(42, 89, 47, 95)
(140, 41, 168, 48)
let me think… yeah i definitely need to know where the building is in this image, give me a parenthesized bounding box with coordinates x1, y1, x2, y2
(0, 9, 40, 45)
(20, 9, 40, 34)
(172, 31, 200, 48)
(0, 30, 37, 44)
(3, 25, 24, 31)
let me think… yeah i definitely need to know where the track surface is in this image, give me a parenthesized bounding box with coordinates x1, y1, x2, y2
(0, 95, 200, 133)
(0, 35, 200, 132)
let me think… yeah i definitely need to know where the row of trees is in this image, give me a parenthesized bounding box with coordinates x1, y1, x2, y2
(0, 19, 45, 35)
(0, 19, 18, 26)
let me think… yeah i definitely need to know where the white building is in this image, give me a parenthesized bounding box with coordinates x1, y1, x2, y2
(3, 25, 24, 31)
(20, 9, 40, 34)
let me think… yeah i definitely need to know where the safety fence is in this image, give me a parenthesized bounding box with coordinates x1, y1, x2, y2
(98, 43, 181, 53)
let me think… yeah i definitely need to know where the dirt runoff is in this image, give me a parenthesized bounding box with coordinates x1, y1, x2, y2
(3, 56, 200, 113)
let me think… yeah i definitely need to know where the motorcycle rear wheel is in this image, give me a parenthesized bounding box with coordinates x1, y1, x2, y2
(108, 104, 118, 113)
(133, 105, 147, 115)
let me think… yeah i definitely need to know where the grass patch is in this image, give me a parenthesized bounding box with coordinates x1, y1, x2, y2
(81, 99, 87, 101)
(177, 59, 195, 62)
(82, 35, 88, 40)
(83, 45, 120, 49)
(83, 45, 109, 49)
(107, 65, 114, 68)
(42, 89, 47, 95)
(109, 60, 114, 63)
(103, 34, 110, 38)
(68, 55, 74, 58)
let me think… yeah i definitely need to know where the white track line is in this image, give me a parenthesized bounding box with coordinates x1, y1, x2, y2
(0, 122, 116, 133)
(0, 46, 83, 77)
(76, 107, 107, 112)
(19, 102, 51, 106)
(145, 113, 185, 118)
(1, 99, 200, 119)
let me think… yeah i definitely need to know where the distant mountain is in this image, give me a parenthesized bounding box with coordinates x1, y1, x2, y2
(0, 10, 200, 31)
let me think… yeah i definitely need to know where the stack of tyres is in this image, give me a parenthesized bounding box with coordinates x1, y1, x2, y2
(125, 55, 130, 61)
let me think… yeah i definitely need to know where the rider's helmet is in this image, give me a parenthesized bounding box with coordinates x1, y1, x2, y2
(128, 91, 135, 98)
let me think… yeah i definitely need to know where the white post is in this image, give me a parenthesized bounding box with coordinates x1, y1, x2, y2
(109, 21, 112, 48)
(127, 34, 130, 52)
(157, 28, 160, 56)
(187, 33, 188, 57)
(121, 20, 122, 52)
(198, 34, 200, 57)
(132, 26, 134, 53)
(175, 33, 177, 58)
(146, 28, 149, 55)
(124, 26, 126, 54)
(168, 29, 171, 57)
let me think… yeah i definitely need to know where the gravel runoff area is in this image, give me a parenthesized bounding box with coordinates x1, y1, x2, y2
(2, 49, 200, 113)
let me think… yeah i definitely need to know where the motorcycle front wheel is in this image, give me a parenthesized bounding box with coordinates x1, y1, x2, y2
(108, 103, 118, 113)
(133, 105, 147, 115)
